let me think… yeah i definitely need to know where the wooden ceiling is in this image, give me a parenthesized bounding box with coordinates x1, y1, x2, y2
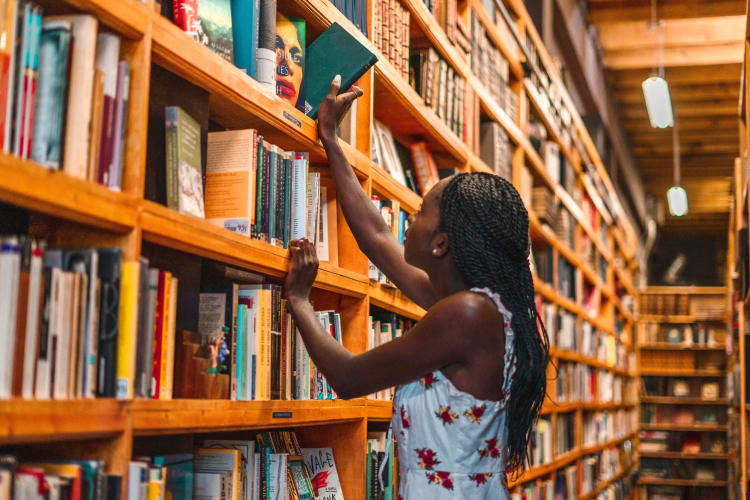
(589, 0, 743, 235)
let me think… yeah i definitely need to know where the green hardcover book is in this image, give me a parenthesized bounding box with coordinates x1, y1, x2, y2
(165, 106, 205, 218)
(304, 22, 377, 119)
(282, 154, 292, 248)
(153, 454, 193, 500)
(365, 443, 371, 500)
(268, 145, 277, 246)
(253, 137, 265, 239)
(198, 0, 234, 63)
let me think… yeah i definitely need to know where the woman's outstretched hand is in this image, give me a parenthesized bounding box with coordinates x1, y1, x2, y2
(285, 238, 319, 303)
(317, 75, 363, 144)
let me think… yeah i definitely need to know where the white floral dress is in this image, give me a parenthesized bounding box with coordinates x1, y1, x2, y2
(390, 287, 517, 499)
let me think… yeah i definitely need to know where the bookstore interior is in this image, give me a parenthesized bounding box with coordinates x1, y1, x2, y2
(2, 0, 750, 498)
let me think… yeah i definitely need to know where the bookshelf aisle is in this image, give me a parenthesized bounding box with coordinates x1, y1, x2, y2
(636, 288, 732, 500)
(0, 0, 639, 498)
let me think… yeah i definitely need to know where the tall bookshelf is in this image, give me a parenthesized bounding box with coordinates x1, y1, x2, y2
(0, 0, 639, 498)
(636, 288, 732, 500)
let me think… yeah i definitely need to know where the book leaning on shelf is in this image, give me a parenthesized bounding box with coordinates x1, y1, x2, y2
(0, 4, 131, 189)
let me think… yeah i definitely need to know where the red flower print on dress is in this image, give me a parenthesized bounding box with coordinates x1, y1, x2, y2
(478, 437, 502, 459)
(464, 404, 486, 423)
(420, 372, 438, 389)
(415, 448, 441, 470)
(400, 405, 411, 429)
(470, 473, 492, 486)
(426, 470, 454, 490)
(434, 405, 458, 425)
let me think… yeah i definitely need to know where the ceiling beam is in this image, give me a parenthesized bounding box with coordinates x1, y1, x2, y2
(615, 83, 740, 104)
(610, 63, 741, 87)
(632, 143, 739, 155)
(623, 117, 739, 132)
(596, 16, 744, 52)
(622, 101, 738, 119)
(588, 0, 745, 23)
(603, 42, 743, 69)
(636, 153, 737, 168)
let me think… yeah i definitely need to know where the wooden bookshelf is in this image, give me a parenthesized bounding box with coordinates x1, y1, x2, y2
(0, 0, 640, 497)
(637, 287, 732, 497)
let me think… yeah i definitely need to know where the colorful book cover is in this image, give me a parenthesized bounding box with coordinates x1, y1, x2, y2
(175, 0, 234, 63)
(115, 261, 140, 399)
(275, 13, 305, 112)
(165, 105, 205, 218)
(302, 448, 343, 500)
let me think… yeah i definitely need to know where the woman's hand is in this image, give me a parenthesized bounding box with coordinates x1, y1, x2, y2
(317, 75, 363, 144)
(284, 238, 319, 303)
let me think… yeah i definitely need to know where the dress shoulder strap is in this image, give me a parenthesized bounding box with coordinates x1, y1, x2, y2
(469, 287, 517, 403)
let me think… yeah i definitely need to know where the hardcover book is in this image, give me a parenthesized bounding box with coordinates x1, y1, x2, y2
(302, 448, 344, 500)
(174, 0, 234, 63)
(304, 22, 377, 119)
(165, 105, 205, 218)
(275, 14, 306, 112)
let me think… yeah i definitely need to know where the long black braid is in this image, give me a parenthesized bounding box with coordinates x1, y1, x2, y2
(439, 172, 550, 474)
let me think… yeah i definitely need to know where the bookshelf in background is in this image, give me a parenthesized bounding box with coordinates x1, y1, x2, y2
(0, 0, 640, 498)
(636, 287, 732, 500)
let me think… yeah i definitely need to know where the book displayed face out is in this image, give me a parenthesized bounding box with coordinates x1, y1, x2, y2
(275, 13, 306, 112)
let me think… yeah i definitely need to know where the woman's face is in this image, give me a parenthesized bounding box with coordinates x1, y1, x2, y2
(404, 178, 451, 269)
(276, 17, 303, 106)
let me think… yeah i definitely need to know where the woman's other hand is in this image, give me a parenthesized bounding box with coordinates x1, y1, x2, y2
(285, 238, 319, 303)
(317, 75, 363, 144)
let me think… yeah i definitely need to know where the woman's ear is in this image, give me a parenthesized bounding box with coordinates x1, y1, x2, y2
(431, 233, 449, 257)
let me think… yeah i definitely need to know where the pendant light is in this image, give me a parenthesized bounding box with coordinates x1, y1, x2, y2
(667, 121, 688, 216)
(642, 0, 674, 128)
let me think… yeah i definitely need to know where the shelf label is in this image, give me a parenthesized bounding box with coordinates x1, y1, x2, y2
(272, 411, 293, 419)
(283, 111, 302, 128)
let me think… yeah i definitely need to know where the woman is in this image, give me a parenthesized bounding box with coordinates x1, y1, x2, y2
(284, 76, 549, 498)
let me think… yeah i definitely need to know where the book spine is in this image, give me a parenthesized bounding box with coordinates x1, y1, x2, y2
(109, 60, 130, 191)
(290, 153, 307, 241)
(235, 305, 244, 400)
(253, 137, 264, 239)
(0, 0, 17, 153)
(115, 261, 140, 400)
(95, 33, 121, 187)
(163, 277, 177, 399)
(282, 155, 292, 248)
(261, 145, 271, 242)
(158, 273, 172, 399)
(165, 106, 179, 211)
(255, 0, 276, 93)
(21, 241, 43, 399)
(11, 4, 31, 156)
(150, 271, 166, 399)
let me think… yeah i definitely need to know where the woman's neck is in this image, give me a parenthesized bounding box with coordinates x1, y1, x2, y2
(428, 260, 471, 299)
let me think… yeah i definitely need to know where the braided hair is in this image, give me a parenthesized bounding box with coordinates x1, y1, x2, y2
(439, 172, 549, 474)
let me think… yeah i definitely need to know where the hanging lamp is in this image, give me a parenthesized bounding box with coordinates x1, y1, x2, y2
(642, 0, 674, 128)
(667, 121, 687, 216)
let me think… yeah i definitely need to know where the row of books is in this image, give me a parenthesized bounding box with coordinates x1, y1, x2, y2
(581, 446, 620, 495)
(556, 412, 574, 457)
(373, 0, 409, 80)
(409, 47, 466, 139)
(165, 117, 338, 262)
(509, 465, 576, 500)
(371, 120, 442, 196)
(0, 238, 151, 400)
(164, 2, 374, 119)
(642, 377, 723, 400)
(367, 308, 415, 400)
(640, 430, 725, 455)
(637, 321, 723, 347)
(0, 6, 130, 189)
(469, 10, 516, 119)
(640, 457, 725, 482)
(641, 404, 722, 428)
(366, 432, 395, 500)
(582, 409, 636, 448)
(131, 431, 342, 500)
(529, 416, 552, 467)
(368, 195, 411, 286)
(0, 456, 123, 500)
(478, 121, 512, 181)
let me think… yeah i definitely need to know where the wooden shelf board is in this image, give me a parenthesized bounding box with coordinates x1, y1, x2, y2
(509, 448, 580, 487)
(0, 400, 128, 444)
(640, 451, 729, 460)
(638, 344, 726, 352)
(639, 369, 725, 377)
(139, 201, 369, 298)
(640, 396, 728, 405)
(580, 466, 631, 500)
(637, 478, 727, 487)
(363, 400, 393, 422)
(640, 286, 728, 295)
(60, 0, 150, 39)
(131, 399, 366, 435)
(370, 164, 422, 215)
(0, 154, 138, 231)
(640, 423, 728, 432)
(369, 282, 425, 320)
(640, 314, 728, 323)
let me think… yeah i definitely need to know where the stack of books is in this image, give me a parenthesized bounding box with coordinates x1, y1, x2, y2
(531, 186, 557, 226)
(373, 0, 410, 80)
(368, 307, 415, 399)
(479, 121, 512, 181)
(0, 6, 131, 189)
(409, 47, 466, 139)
